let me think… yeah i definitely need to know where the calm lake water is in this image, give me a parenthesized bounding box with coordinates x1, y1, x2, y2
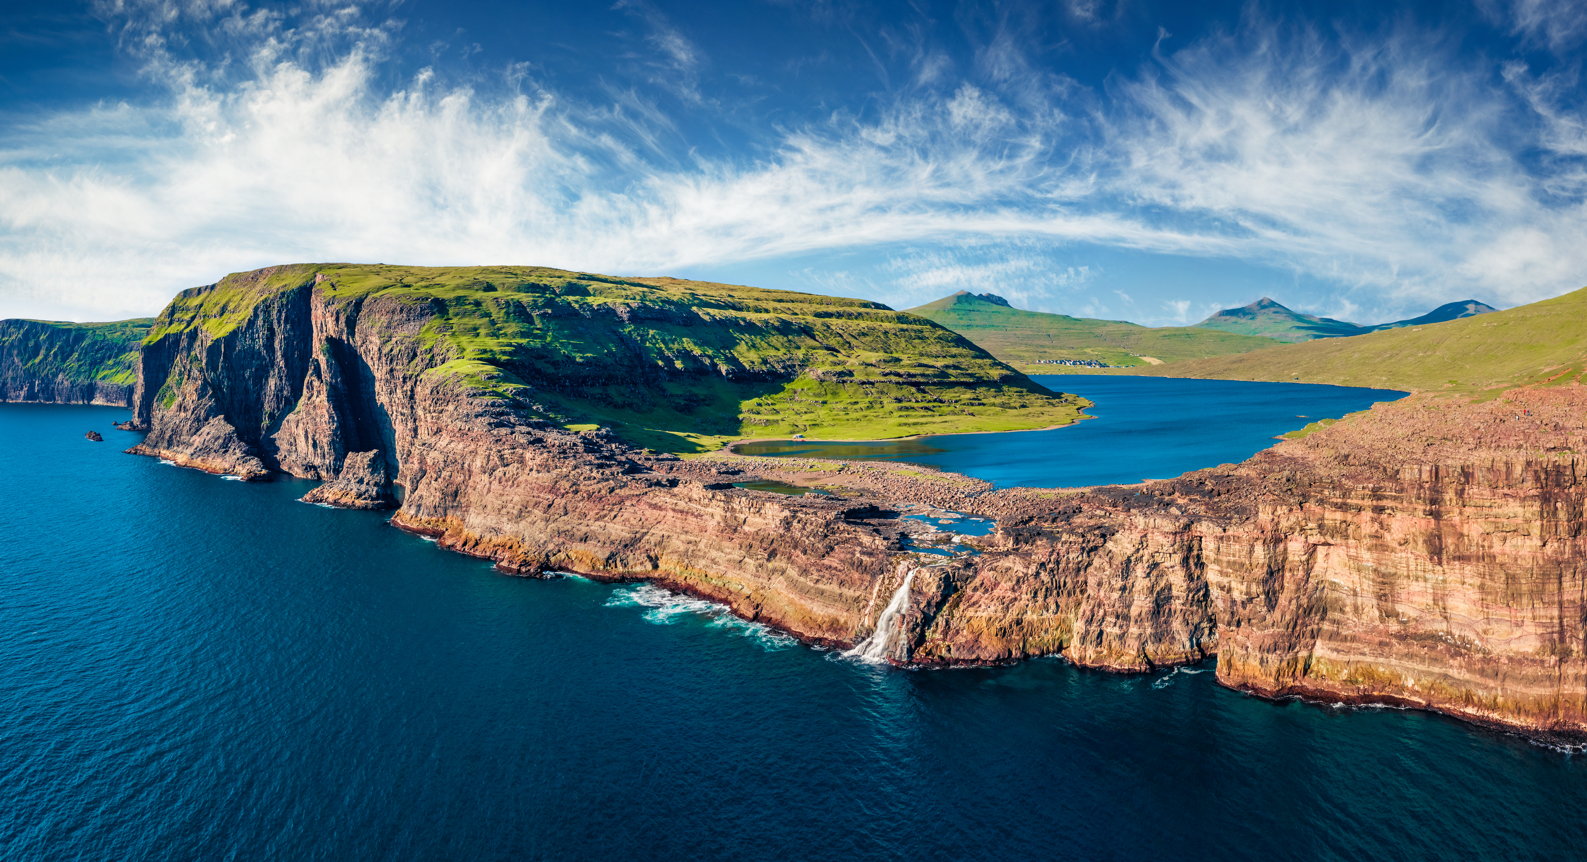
(735, 375, 1405, 487)
(3, 398, 1584, 861)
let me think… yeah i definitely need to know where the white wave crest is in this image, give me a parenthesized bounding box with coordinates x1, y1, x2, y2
(605, 584, 796, 650)
(1151, 666, 1208, 689)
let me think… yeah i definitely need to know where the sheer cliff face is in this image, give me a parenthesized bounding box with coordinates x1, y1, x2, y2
(949, 388, 1585, 739)
(0, 319, 148, 407)
(126, 264, 1587, 741)
(1208, 390, 1587, 739)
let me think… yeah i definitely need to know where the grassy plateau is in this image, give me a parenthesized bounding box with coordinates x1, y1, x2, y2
(149, 264, 1088, 453)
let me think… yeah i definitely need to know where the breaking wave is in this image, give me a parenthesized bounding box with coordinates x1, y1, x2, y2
(1151, 666, 1208, 689)
(605, 584, 797, 651)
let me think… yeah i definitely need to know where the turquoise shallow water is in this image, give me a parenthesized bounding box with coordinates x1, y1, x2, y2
(734, 375, 1405, 488)
(3, 399, 1585, 861)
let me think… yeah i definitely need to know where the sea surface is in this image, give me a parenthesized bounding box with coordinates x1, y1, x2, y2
(3, 398, 1585, 861)
(734, 375, 1405, 487)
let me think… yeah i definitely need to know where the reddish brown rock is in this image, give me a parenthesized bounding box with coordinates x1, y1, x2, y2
(124, 269, 1587, 743)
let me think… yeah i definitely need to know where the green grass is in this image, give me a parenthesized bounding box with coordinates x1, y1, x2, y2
(146, 264, 1088, 452)
(1136, 285, 1587, 393)
(905, 292, 1279, 372)
(145, 264, 317, 343)
(1191, 298, 1366, 342)
(0, 318, 153, 388)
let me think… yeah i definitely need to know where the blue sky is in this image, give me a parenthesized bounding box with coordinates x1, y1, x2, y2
(2, 0, 1586, 325)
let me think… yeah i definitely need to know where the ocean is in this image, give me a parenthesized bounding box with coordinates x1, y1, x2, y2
(2, 392, 1583, 861)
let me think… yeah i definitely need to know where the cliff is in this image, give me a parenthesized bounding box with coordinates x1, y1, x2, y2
(125, 263, 1587, 743)
(0, 318, 150, 406)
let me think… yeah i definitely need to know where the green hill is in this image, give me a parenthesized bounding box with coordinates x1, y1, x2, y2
(1193, 297, 1368, 341)
(905, 291, 1279, 373)
(1, 318, 153, 404)
(146, 264, 1087, 452)
(1193, 296, 1495, 342)
(1369, 299, 1497, 331)
(1142, 286, 1587, 393)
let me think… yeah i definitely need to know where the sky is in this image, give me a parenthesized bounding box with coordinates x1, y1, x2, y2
(2, 0, 1586, 325)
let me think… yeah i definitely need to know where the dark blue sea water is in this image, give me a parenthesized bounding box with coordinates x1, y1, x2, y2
(3, 400, 1585, 862)
(734, 375, 1405, 488)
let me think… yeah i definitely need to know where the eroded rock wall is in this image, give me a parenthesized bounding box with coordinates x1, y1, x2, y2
(126, 270, 1587, 741)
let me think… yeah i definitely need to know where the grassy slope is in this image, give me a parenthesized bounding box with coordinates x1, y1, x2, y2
(1192, 299, 1364, 342)
(1139, 285, 1587, 395)
(1, 318, 153, 387)
(150, 264, 1087, 452)
(906, 293, 1279, 372)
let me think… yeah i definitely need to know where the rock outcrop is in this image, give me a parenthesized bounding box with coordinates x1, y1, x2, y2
(125, 264, 1587, 743)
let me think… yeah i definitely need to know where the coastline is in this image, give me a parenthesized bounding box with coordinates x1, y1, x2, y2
(110, 383, 1587, 744)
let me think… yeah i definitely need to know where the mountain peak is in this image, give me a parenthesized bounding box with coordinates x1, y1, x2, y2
(1195, 297, 1360, 342)
(935, 290, 1012, 307)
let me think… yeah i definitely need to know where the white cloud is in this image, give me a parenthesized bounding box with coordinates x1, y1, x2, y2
(1106, 22, 1551, 310)
(1484, 0, 1587, 52)
(3, 3, 1587, 321)
(879, 246, 1101, 311)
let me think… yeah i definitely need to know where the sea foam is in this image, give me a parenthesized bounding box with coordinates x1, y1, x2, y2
(1150, 666, 1208, 689)
(605, 583, 796, 651)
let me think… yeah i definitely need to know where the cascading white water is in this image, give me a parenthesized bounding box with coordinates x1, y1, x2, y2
(844, 569, 916, 663)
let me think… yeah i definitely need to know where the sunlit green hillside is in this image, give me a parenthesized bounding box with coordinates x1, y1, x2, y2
(149, 264, 1088, 452)
(906, 291, 1278, 372)
(0, 318, 153, 389)
(1142, 286, 1587, 393)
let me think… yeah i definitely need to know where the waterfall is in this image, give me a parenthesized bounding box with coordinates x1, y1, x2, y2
(844, 569, 917, 663)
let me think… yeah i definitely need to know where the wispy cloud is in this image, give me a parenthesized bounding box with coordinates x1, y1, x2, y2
(2, 1, 1587, 322)
(1484, 0, 1587, 52)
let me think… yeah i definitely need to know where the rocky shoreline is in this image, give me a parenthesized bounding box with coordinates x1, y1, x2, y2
(105, 268, 1587, 743)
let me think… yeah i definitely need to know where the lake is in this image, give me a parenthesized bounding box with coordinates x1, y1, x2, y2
(733, 375, 1405, 487)
(3, 394, 1583, 861)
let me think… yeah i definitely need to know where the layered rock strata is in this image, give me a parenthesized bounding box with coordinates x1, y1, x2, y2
(125, 267, 1587, 742)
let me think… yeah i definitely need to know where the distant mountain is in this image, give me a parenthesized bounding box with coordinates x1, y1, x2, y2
(1141, 288, 1581, 393)
(1192, 298, 1367, 342)
(1369, 299, 1498, 331)
(1193, 297, 1496, 343)
(905, 291, 1279, 371)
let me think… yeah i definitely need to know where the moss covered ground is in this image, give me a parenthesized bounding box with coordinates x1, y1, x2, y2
(0, 318, 152, 387)
(1133, 285, 1587, 395)
(149, 264, 1087, 452)
(906, 292, 1279, 372)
